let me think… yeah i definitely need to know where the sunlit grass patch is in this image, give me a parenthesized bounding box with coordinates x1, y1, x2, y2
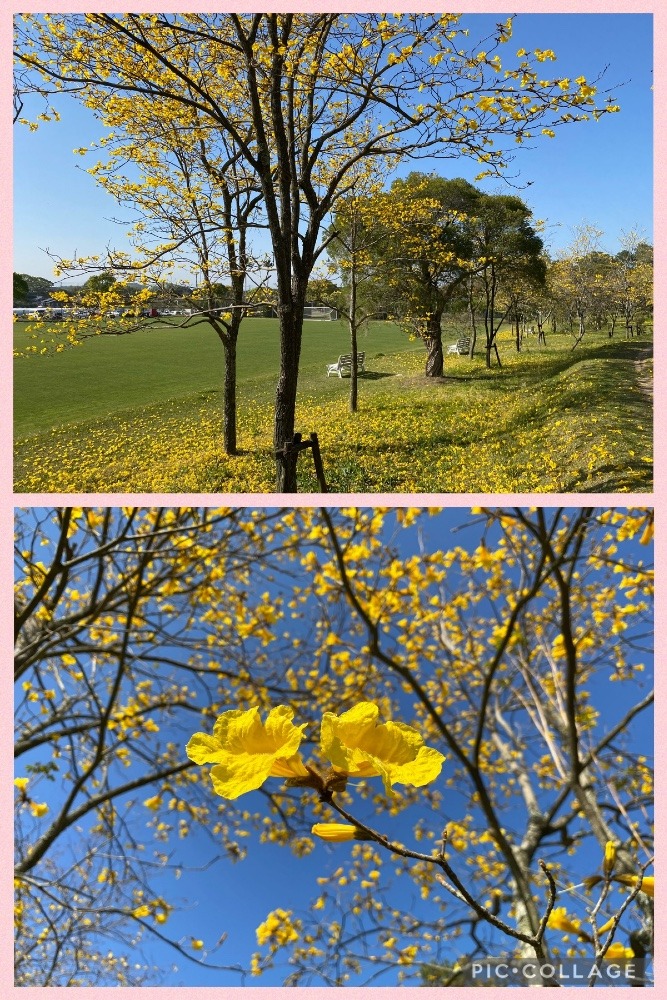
(14, 332, 652, 493)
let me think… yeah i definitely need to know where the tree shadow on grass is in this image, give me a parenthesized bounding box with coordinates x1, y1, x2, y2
(559, 460, 650, 493)
(360, 371, 397, 381)
(328, 371, 396, 381)
(466, 338, 653, 393)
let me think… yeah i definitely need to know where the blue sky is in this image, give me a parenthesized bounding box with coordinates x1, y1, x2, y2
(13, 13, 652, 283)
(15, 507, 654, 987)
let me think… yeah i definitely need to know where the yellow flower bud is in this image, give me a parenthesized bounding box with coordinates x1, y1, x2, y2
(311, 822, 370, 842)
(603, 841, 617, 877)
(142, 794, 163, 811)
(547, 906, 587, 938)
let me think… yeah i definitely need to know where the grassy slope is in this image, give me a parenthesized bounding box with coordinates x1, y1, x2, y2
(14, 318, 422, 436)
(14, 320, 652, 494)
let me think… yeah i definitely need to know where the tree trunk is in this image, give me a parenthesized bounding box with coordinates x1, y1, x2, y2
(423, 313, 444, 376)
(213, 318, 240, 457)
(467, 277, 477, 358)
(483, 265, 495, 370)
(349, 270, 358, 412)
(274, 306, 304, 493)
(222, 336, 238, 455)
(350, 321, 359, 413)
(571, 313, 585, 351)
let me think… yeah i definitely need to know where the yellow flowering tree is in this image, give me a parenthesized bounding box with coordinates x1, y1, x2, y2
(17, 108, 272, 456)
(364, 173, 483, 376)
(15, 13, 621, 489)
(371, 176, 548, 371)
(614, 233, 653, 339)
(548, 224, 613, 348)
(545, 235, 653, 350)
(15, 506, 653, 985)
(312, 164, 397, 412)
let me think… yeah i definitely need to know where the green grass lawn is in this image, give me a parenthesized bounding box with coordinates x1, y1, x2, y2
(14, 318, 652, 493)
(14, 317, 422, 436)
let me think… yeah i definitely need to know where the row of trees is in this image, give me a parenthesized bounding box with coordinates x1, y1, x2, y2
(15, 181, 652, 457)
(14, 507, 653, 986)
(14, 171, 652, 474)
(312, 172, 547, 383)
(548, 229, 652, 347)
(15, 13, 624, 489)
(315, 182, 653, 391)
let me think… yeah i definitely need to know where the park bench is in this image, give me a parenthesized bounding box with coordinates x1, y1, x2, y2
(447, 336, 471, 356)
(326, 352, 366, 378)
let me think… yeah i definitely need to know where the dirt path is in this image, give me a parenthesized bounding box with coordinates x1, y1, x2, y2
(633, 341, 653, 400)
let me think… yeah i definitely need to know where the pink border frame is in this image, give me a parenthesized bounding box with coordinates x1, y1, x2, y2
(4, 2, 661, 996)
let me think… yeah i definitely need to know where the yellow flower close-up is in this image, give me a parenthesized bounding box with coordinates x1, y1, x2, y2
(320, 701, 445, 794)
(186, 705, 309, 799)
(546, 906, 588, 939)
(603, 943, 635, 962)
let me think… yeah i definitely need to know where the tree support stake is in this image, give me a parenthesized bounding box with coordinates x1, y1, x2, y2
(275, 432, 329, 493)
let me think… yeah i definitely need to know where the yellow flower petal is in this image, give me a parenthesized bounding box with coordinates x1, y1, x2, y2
(185, 731, 227, 765)
(604, 942, 634, 962)
(187, 705, 307, 800)
(269, 753, 309, 779)
(320, 702, 444, 794)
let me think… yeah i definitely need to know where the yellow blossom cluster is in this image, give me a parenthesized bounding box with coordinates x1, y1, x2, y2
(255, 908, 302, 948)
(186, 701, 445, 799)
